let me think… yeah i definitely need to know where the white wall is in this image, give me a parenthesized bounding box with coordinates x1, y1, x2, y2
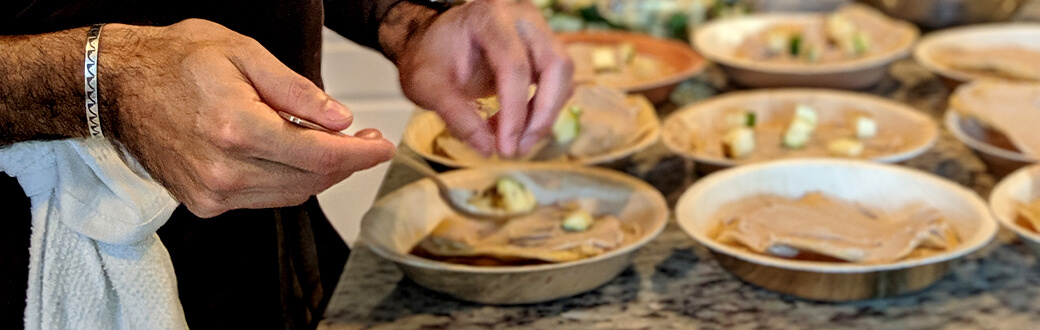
(317, 28, 415, 246)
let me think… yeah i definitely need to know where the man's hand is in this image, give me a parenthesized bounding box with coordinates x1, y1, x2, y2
(100, 19, 395, 217)
(380, 0, 574, 158)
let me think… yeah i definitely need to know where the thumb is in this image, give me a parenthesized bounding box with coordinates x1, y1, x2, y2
(233, 50, 354, 131)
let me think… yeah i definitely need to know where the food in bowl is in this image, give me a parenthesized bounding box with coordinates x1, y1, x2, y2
(568, 42, 677, 88)
(711, 191, 958, 263)
(410, 174, 640, 266)
(697, 103, 896, 162)
(932, 46, 1040, 82)
(949, 80, 1040, 158)
(1015, 198, 1040, 234)
(434, 85, 649, 163)
(734, 5, 902, 64)
(692, 4, 917, 89)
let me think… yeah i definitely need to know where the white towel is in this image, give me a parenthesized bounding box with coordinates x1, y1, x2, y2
(0, 138, 187, 329)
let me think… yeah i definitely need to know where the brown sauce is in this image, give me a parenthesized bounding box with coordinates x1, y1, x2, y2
(409, 246, 551, 267)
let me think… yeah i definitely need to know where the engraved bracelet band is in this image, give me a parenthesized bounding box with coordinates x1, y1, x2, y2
(84, 23, 105, 138)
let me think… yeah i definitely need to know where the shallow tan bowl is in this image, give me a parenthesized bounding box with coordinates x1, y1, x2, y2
(944, 110, 1036, 179)
(915, 23, 1040, 87)
(661, 89, 938, 173)
(860, 0, 1024, 30)
(359, 163, 669, 304)
(990, 165, 1040, 257)
(557, 31, 707, 104)
(403, 94, 660, 168)
(692, 13, 918, 89)
(676, 159, 997, 301)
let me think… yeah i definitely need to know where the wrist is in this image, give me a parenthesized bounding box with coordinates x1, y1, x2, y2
(377, 1, 443, 64)
(96, 24, 157, 141)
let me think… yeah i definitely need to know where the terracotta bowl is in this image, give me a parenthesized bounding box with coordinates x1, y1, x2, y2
(915, 23, 1040, 88)
(944, 110, 1035, 179)
(557, 30, 707, 104)
(661, 89, 938, 173)
(990, 165, 1040, 257)
(676, 159, 997, 301)
(403, 94, 660, 168)
(359, 163, 669, 304)
(692, 12, 918, 89)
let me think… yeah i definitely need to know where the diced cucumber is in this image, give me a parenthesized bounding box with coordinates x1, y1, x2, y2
(828, 138, 865, 157)
(592, 46, 619, 72)
(789, 34, 802, 56)
(855, 115, 877, 139)
(561, 209, 595, 232)
(782, 120, 814, 149)
(803, 45, 821, 63)
(794, 104, 819, 126)
(495, 177, 537, 213)
(723, 127, 756, 159)
(552, 105, 582, 144)
(853, 31, 870, 55)
(725, 111, 756, 129)
(783, 105, 818, 149)
(618, 43, 637, 64)
(532, 0, 553, 10)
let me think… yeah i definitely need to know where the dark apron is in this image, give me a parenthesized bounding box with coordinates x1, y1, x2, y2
(1, 0, 356, 328)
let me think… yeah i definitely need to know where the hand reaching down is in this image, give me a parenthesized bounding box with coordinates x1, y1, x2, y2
(386, 0, 574, 158)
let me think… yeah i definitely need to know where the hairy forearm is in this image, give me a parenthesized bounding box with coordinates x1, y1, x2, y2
(0, 28, 89, 146)
(0, 26, 136, 147)
(377, 2, 442, 65)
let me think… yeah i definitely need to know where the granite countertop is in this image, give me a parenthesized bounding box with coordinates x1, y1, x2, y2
(320, 6, 1040, 329)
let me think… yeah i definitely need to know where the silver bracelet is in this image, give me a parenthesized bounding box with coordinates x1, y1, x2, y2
(84, 23, 105, 138)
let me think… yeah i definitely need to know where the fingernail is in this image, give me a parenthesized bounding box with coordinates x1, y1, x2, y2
(499, 142, 517, 159)
(354, 128, 384, 140)
(473, 131, 496, 157)
(519, 134, 541, 154)
(325, 99, 353, 124)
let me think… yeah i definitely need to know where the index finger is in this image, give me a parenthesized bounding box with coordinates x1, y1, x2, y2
(516, 17, 574, 154)
(250, 107, 397, 175)
(476, 11, 535, 158)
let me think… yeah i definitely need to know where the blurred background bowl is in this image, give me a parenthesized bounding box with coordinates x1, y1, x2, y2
(914, 23, 1040, 88)
(675, 159, 997, 301)
(557, 30, 708, 104)
(858, 0, 1024, 30)
(691, 11, 918, 89)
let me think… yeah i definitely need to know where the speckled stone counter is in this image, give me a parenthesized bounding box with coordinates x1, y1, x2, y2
(320, 9, 1040, 330)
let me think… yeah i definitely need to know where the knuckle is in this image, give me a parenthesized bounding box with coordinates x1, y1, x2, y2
(556, 55, 575, 75)
(312, 149, 344, 175)
(198, 163, 244, 193)
(184, 193, 225, 218)
(286, 193, 311, 207)
(210, 118, 253, 151)
(317, 173, 348, 192)
(451, 125, 481, 142)
(508, 58, 532, 77)
(284, 77, 318, 105)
